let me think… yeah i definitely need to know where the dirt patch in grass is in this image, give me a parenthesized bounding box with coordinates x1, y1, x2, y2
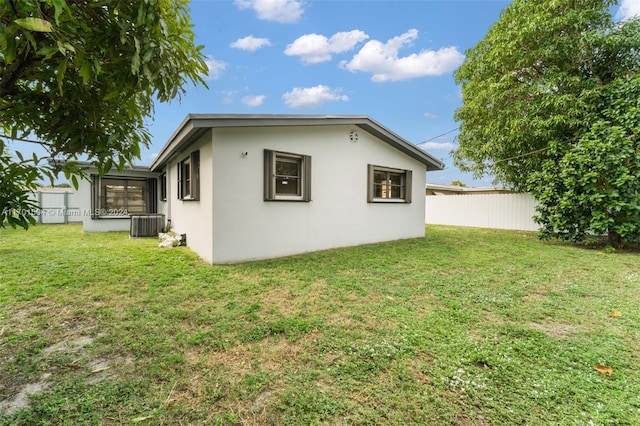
(522, 284, 550, 303)
(0, 374, 51, 416)
(411, 292, 443, 314)
(185, 332, 319, 376)
(405, 353, 435, 386)
(528, 321, 580, 338)
(258, 278, 329, 317)
(42, 334, 95, 355)
(256, 333, 321, 372)
(174, 332, 328, 422)
(454, 413, 492, 426)
(0, 317, 129, 417)
(481, 311, 505, 325)
(85, 356, 134, 384)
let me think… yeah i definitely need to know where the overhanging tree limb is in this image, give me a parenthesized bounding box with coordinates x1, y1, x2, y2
(0, 0, 208, 229)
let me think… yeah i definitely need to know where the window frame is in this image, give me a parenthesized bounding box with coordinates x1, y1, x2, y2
(264, 149, 311, 202)
(159, 172, 167, 201)
(90, 175, 157, 218)
(177, 150, 200, 201)
(367, 165, 413, 203)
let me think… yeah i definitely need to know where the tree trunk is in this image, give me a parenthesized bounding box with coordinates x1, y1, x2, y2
(607, 227, 623, 249)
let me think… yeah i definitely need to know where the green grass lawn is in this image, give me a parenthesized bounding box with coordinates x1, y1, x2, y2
(1, 224, 639, 425)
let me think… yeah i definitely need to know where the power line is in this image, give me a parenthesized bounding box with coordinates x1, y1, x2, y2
(493, 146, 552, 164)
(418, 127, 459, 144)
(0, 134, 51, 147)
(418, 126, 554, 164)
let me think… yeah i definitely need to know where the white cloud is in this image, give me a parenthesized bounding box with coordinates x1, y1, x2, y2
(230, 35, 272, 52)
(234, 0, 303, 23)
(242, 95, 267, 107)
(285, 30, 369, 64)
(282, 85, 349, 108)
(419, 142, 456, 151)
(423, 112, 438, 119)
(340, 29, 464, 82)
(616, 0, 640, 20)
(221, 90, 236, 104)
(204, 56, 226, 80)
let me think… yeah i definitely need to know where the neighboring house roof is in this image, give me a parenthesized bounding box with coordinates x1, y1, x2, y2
(150, 114, 445, 172)
(35, 186, 74, 192)
(426, 183, 510, 196)
(49, 159, 154, 173)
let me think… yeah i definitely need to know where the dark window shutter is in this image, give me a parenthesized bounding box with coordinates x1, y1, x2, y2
(146, 178, 157, 213)
(405, 169, 412, 204)
(90, 174, 100, 218)
(191, 151, 200, 200)
(303, 155, 312, 202)
(264, 149, 274, 200)
(159, 173, 167, 201)
(367, 165, 374, 203)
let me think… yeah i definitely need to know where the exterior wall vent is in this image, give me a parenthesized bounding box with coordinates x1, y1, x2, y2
(130, 214, 165, 238)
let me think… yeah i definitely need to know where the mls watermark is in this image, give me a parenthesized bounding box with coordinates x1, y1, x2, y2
(2, 208, 128, 217)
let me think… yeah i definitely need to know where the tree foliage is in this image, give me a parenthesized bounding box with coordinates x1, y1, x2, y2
(454, 0, 640, 247)
(0, 0, 207, 228)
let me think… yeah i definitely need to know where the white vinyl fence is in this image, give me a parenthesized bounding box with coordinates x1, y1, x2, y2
(28, 190, 83, 224)
(425, 193, 539, 231)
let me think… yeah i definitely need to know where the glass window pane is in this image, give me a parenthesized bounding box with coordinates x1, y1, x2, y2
(390, 185, 403, 199)
(127, 181, 146, 213)
(389, 172, 403, 186)
(371, 168, 406, 200)
(373, 171, 386, 184)
(276, 157, 300, 178)
(101, 178, 147, 214)
(103, 179, 126, 210)
(183, 161, 191, 197)
(275, 155, 302, 196)
(373, 183, 383, 198)
(276, 177, 300, 195)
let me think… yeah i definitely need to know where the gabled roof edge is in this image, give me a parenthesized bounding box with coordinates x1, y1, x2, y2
(150, 114, 445, 172)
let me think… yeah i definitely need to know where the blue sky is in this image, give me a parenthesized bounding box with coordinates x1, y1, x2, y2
(144, 0, 637, 186)
(148, 0, 523, 186)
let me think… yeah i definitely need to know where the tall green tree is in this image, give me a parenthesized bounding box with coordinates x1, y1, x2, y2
(454, 0, 640, 247)
(0, 0, 207, 228)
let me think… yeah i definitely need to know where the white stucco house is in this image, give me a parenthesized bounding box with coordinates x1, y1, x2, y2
(78, 114, 443, 263)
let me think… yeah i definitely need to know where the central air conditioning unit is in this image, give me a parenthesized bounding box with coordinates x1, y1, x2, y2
(130, 214, 165, 238)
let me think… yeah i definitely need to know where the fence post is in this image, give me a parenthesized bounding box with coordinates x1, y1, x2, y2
(63, 191, 69, 224)
(37, 191, 42, 224)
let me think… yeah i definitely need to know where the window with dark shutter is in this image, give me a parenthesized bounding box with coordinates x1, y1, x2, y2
(264, 150, 311, 202)
(90, 175, 156, 217)
(367, 165, 412, 203)
(178, 150, 200, 201)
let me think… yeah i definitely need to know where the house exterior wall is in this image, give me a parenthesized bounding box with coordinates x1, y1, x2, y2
(77, 168, 161, 232)
(202, 125, 427, 263)
(164, 131, 214, 262)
